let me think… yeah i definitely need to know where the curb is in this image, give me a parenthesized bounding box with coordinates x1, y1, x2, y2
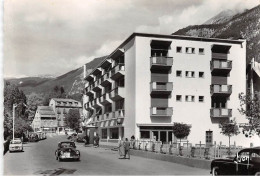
(100, 144, 211, 170)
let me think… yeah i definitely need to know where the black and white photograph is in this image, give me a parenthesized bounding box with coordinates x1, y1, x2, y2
(1, 0, 260, 176)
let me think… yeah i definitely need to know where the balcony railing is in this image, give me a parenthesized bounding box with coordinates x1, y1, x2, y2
(210, 85, 232, 96)
(100, 72, 112, 87)
(112, 109, 125, 118)
(210, 108, 232, 118)
(150, 82, 173, 95)
(110, 64, 125, 80)
(150, 107, 173, 116)
(211, 60, 232, 75)
(212, 53, 228, 60)
(150, 57, 173, 72)
(110, 87, 125, 101)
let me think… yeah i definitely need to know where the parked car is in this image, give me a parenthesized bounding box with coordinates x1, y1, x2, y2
(67, 133, 78, 141)
(210, 147, 260, 176)
(65, 129, 75, 136)
(28, 132, 39, 142)
(76, 134, 85, 143)
(9, 138, 23, 152)
(55, 141, 80, 162)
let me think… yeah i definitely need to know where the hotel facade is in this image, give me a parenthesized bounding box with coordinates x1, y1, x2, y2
(83, 33, 260, 147)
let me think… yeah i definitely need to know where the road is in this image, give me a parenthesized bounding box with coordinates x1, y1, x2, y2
(4, 134, 209, 176)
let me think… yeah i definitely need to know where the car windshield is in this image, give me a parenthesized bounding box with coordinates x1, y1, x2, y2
(11, 140, 21, 144)
(60, 142, 75, 148)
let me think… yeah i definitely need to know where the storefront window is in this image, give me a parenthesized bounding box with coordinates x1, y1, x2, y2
(140, 131, 150, 139)
(102, 129, 107, 139)
(110, 128, 119, 139)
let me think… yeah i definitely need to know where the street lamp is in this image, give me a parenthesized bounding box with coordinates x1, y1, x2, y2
(12, 104, 17, 140)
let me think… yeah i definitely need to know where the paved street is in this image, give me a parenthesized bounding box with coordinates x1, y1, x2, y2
(4, 135, 209, 176)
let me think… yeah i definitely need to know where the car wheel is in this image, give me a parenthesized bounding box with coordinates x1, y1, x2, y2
(9, 150, 12, 153)
(212, 167, 219, 176)
(255, 172, 260, 176)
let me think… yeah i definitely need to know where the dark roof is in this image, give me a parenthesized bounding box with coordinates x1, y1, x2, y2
(37, 106, 56, 116)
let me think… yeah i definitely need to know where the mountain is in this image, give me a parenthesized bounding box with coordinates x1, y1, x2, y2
(5, 56, 107, 96)
(173, 5, 260, 65)
(203, 9, 243, 25)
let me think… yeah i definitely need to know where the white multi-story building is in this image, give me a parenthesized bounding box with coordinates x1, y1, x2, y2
(83, 33, 260, 147)
(49, 98, 83, 133)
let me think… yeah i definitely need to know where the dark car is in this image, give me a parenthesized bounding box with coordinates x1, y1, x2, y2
(28, 133, 39, 142)
(210, 147, 260, 176)
(55, 141, 80, 162)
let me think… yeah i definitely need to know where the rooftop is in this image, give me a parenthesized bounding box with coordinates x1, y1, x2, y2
(86, 32, 245, 78)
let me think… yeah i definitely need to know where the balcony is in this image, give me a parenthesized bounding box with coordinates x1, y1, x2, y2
(210, 84, 232, 96)
(99, 93, 112, 105)
(103, 112, 113, 120)
(92, 98, 102, 108)
(210, 108, 232, 118)
(150, 107, 173, 117)
(85, 85, 95, 96)
(100, 72, 112, 87)
(109, 87, 125, 101)
(112, 109, 125, 119)
(150, 57, 173, 72)
(211, 60, 232, 75)
(150, 82, 173, 95)
(85, 101, 94, 111)
(92, 79, 102, 92)
(110, 64, 125, 80)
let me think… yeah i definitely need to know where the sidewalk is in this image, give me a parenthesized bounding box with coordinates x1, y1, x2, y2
(100, 144, 212, 170)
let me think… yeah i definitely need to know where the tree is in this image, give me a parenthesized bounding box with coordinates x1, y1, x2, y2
(238, 90, 260, 137)
(26, 92, 44, 121)
(220, 118, 240, 154)
(172, 122, 191, 145)
(65, 109, 81, 132)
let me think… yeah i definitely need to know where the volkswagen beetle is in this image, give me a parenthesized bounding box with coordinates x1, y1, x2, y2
(55, 141, 80, 162)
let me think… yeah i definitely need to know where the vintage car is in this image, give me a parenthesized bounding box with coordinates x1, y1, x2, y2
(9, 138, 23, 152)
(55, 141, 80, 161)
(28, 132, 39, 142)
(210, 147, 260, 176)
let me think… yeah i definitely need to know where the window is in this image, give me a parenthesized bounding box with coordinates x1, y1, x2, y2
(109, 128, 119, 139)
(199, 96, 204, 102)
(102, 129, 107, 139)
(206, 131, 213, 146)
(185, 95, 195, 102)
(176, 70, 182, 77)
(176, 46, 182, 53)
(199, 48, 204, 54)
(185, 71, 195, 78)
(199, 72, 204, 78)
(186, 47, 195, 54)
(176, 95, 182, 101)
(140, 131, 150, 139)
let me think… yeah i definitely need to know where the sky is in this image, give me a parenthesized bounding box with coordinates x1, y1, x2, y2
(3, 0, 260, 78)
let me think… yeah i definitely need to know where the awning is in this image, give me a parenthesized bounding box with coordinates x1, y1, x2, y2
(211, 44, 231, 53)
(150, 40, 172, 49)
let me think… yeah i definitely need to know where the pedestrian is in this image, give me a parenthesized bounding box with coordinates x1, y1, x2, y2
(130, 135, 135, 149)
(95, 134, 100, 147)
(85, 134, 89, 146)
(118, 138, 125, 158)
(123, 138, 131, 159)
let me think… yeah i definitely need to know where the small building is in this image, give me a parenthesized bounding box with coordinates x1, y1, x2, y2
(49, 98, 83, 133)
(31, 106, 57, 133)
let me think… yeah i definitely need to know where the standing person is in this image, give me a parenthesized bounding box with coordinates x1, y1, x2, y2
(130, 135, 136, 149)
(123, 138, 131, 159)
(95, 134, 100, 147)
(118, 138, 125, 158)
(85, 134, 89, 146)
